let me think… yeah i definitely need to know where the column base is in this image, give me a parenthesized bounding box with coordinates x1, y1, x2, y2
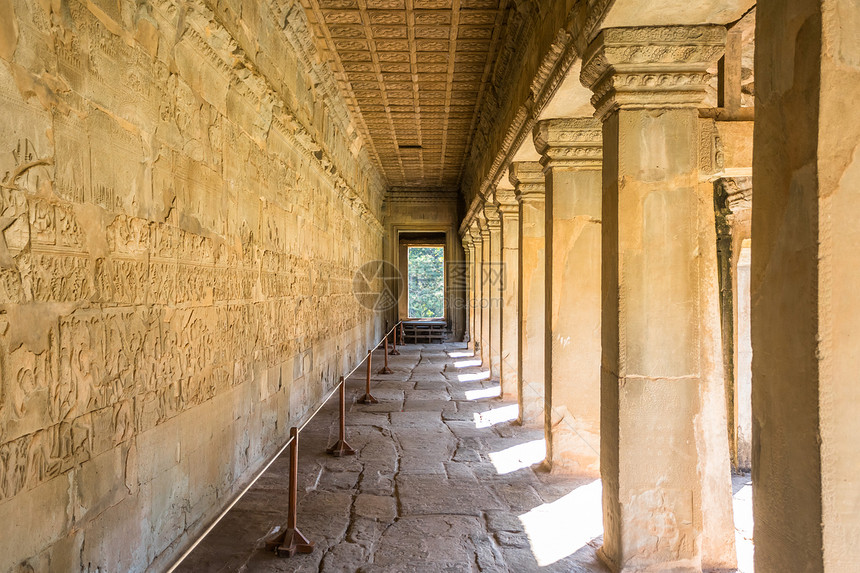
(598, 546, 701, 573)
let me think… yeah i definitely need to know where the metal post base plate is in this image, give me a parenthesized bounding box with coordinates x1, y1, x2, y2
(388, 349, 400, 355)
(326, 439, 356, 457)
(378, 366, 393, 374)
(265, 527, 314, 557)
(359, 393, 379, 404)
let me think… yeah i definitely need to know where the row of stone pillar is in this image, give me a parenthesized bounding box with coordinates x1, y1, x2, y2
(462, 24, 738, 572)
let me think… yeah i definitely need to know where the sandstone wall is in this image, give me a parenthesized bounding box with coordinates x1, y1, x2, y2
(0, 0, 385, 571)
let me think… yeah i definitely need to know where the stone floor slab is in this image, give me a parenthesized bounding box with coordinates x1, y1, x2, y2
(176, 344, 611, 573)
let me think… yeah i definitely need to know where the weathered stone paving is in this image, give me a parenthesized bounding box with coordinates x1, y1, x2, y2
(178, 343, 609, 572)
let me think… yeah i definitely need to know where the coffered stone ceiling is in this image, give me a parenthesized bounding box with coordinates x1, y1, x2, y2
(299, 0, 511, 191)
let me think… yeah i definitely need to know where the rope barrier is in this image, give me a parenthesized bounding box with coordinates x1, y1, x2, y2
(167, 321, 403, 570)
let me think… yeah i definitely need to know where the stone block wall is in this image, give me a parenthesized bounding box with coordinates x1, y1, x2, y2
(0, 0, 385, 571)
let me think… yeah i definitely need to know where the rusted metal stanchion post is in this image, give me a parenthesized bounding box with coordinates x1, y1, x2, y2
(379, 336, 393, 374)
(265, 427, 314, 557)
(326, 377, 355, 457)
(359, 349, 378, 404)
(400, 322, 406, 346)
(389, 323, 400, 356)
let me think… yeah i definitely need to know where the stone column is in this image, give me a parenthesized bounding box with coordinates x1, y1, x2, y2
(462, 233, 474, 348)
(495, 188, 519, 398)
(478, 217, 492, 367)
(581, 26, 735, 571)
(753, 1, 860, 570)
(510, 162, 546, 428)
(469, 221, 484, 356)
(533, 118, 602, 476)
(714, 177, 753, 471)
(484, 201, 503, 380)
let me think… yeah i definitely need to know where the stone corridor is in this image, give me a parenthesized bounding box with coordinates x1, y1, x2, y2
(177, 343, 609, 572)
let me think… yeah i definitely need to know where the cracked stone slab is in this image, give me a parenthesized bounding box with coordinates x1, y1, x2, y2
(414, 380, 454, 391)
(494, 530, 531, 548)
(389, 411, 443, 427)
(404, 389, 451, 401)
(344, 411, 392, 427)
(371, 515, 484, 567)
(361, 388, 406, 402)
(403, 399, 457, 413)
(358, 469, 395, 496)
(296, 490, 353, 542)
(443, 461, 478, 482)
(491, 482, 545, 512)
(484, 509, 526, 534)
(396, 475, 505, 516)
(347, 516, 389, 546)
(320, 542, 370, 573)
(244, 549, 324, 572)
(445, 420, 493, 439)
(324, 455, 364, 473)
(358, 402, 406, 414)
(397, 457, 448, 476)
(359, 565, 471, 573)
(441, 409, 477, 422)
(357, 439, 398, 470)
(408, 373, 448, 383)
(354, 494, 397, 521)
(317, 469, 361, 491)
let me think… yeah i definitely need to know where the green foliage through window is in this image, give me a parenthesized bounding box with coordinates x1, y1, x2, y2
(407, 247, 444, 318)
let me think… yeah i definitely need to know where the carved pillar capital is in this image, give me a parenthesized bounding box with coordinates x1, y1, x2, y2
(475, 210, 490, 239)
(469, 217, 484, 243)
(493, 188, 519, 216)
(580, 25, 727, 119)
(533, 117, 603, 171)
(483, 201, 501, 228)
(509, 161, 545, 203)
(717, 176, 753, 218)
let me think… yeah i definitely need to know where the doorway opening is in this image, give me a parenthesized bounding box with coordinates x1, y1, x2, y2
(407, 246, 445, 319)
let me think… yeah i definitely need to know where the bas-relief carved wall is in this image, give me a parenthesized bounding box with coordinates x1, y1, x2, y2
(0, 0, 385, 570)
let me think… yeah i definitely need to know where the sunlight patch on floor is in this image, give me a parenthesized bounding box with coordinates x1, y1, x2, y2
(473, 404, 519, 428)
(453, 359, 482, 368)
(465, 385, 501, 400)
(519, 479, 603, 566)
(734, 477, 754, 573)
(447, 351, 474, 358)
(489, 438, 545, 474)
(458, 370, 490, 382)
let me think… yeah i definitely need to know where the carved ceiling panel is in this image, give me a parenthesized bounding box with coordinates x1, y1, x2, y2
(300, 0, 509, 190)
